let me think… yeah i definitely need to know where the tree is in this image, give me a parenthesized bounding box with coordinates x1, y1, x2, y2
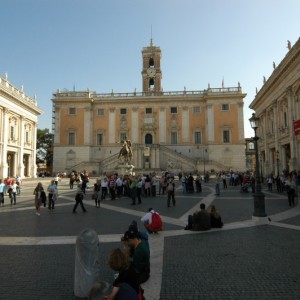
(36, 128, 53, 167)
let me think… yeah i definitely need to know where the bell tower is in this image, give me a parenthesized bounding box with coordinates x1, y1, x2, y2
(142, 38, 162, 93)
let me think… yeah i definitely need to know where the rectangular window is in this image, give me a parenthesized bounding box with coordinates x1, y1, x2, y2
(120, 133, 127, 141)
(170, 107, 177, 114)
(68, 132, 75, 145)
(283, 112, 287, 127)
(97, 109, 104, 116)
(145, 108, 152, 114)
(194, 131, 202, 144)
(120, 108, 127, 115)
(97, 133, 103, 145)
(193, 106, 201, 113)
(10, 126, 14, 140)
(221, 104, 229, 111)
(223, 130, 230, 143)
(171, 132, 177, 144)
(69, 107, 76, 115)
(25, 131, 29, 143)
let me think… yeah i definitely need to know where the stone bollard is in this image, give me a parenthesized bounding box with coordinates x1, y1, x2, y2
(74, 228, 102, 298)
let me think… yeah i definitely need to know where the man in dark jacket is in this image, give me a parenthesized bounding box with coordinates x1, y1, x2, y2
(186, 203, 211, 231)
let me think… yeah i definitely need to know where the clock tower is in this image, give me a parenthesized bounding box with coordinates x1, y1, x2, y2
(142, 38, 162, 93)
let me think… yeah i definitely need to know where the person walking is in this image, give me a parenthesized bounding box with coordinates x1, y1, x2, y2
(73, 184, 87, 213)
(215, 174, 221, 196)
(33, 182, 44, 216)
(166, 176, 176, 207)
(0, 179, 6, 207)
(136, 177, 142, 204)
(285, 174, 296, 207)
(9, 180, 17, 205)
(101, 177, 108, 200)
(130, 176, 137, 205)
(47, 180, 57, 211)
(93, 179, 101, 208)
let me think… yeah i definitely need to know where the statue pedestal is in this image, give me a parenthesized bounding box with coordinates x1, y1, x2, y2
(118, 162, 135, 175)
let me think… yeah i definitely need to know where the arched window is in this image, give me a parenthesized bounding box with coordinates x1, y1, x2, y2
(145, 133, 153, 144)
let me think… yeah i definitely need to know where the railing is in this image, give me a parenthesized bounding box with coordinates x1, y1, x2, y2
(54, 87, 242, 99)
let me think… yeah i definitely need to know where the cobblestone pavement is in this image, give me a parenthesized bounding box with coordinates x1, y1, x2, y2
(0, 178, 299, 299)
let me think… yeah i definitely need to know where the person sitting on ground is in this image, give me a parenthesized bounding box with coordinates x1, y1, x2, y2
(140, 208, 163, 233)
(185, 203, 211, 231)
(103, 248, 141, 300)
(209, 205, 223, 228)
(122, 230, 150, 284)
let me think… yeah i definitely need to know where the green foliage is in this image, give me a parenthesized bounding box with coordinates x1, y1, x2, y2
(36, 128, 53, 167)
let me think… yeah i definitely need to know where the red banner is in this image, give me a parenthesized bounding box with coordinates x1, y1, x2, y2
(293, 119, 300, 136)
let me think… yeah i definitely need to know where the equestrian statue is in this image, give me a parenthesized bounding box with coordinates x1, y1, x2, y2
(118, 138, 133, 163)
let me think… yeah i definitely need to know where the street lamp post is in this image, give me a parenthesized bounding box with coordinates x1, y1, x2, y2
(276, 150, 279, 176)
(249, 113, 267, 218)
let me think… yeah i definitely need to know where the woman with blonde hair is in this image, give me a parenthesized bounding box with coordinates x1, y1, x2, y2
(33, 182, 44, 216)
(209, 205, 223, 228)
(104, 248, 140, 300)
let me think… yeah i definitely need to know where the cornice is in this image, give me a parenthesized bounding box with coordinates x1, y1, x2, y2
(250, 37, 300, 109)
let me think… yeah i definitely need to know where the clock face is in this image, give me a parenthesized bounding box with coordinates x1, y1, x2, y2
(147, 68, 156, 77)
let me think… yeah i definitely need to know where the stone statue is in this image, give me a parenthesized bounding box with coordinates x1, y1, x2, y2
(256, 87, 258, 94)
(118, 138, 133, 163)
(74, 228, 102, 298)
(273, 62, 276, 69)
(263, 76, 266, 84)
(4, 72, 8, 80)
(287, 40, 291, 50)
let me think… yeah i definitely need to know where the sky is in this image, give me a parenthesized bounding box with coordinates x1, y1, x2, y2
(1, 0, 299, 138)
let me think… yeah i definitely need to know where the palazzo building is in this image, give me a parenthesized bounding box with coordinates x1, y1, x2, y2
(52, 40, 246, 175)
(0, 73, 43, 178)
(249, 38, 300, 176)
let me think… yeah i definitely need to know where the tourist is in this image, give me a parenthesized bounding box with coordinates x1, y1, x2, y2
(141, 208, 163, 233)
(93, 179, 101, 208)
(285, 174, 296, 207)
(69, 171, 75, 189)
(209, 205, 223, 228)
(130, 176, 138, 205)
(144, 175, 151, 197)
(166, 176, 176, 207)
(104, 248, 141, 300)
(8, 180, 17, 205)
(221, 173, 227, 189)
(136, 177, 143, 204)
(185, 203, 211, 231)
(215, 173, 221, 196)
(0, 179, 6, 207)
(73, 184, 87, 213)
(123, 230, 150, 284)
(33, 182, 44, 216)
(16, 175, 22, 195)
(47, 179, 57, 211)
(195, 174, 202, 192)
(101, 177, 108, 200)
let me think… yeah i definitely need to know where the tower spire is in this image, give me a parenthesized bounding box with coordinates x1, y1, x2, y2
(150, 25, 153, 46)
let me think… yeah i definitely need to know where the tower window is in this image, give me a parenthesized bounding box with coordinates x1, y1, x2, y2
(146, 108, 152, 114)
(149, 78, 154, 89)
(170, 107, 177, 114)
(149, 57, 154, 67)
(221, 104, 229, 111)
(120, 108, 127, 115)
(69, 107, 76, 115)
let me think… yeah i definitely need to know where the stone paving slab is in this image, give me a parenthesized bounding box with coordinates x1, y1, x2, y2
(160, 226, 300, 300)
(278, 214, 300, 226)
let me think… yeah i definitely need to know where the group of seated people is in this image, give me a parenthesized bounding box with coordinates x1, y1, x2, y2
(88, 208, 163, 300)
(185, 203, 223, 231)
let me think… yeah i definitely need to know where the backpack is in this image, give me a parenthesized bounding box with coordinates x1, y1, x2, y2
(151, 212, 163, 231)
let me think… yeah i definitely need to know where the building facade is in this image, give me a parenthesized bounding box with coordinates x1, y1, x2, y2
(52, 40, 246, 175)
(249, 38, 300, 177)
(0, 73, 43, 178)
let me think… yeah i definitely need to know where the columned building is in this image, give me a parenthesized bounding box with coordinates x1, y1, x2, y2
(0, 73, 43, 178)
(52, 40, 246, 175)
(249, 38, 300, 176)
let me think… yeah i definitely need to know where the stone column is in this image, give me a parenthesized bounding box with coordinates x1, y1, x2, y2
(54, 107, 60, 144)
(237, 102, 244, 142)
(207, 104, 214, 143)
(287, 87, 297, 170)
(1, 109, 9, 177)
(159, 107, 166, 143)
(31, 123, 38, 178)
(18, 117, 25, 177)
(132, 107, 138, 143)
(182, 106, 189, 143)
(108, 108, 115, 144)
